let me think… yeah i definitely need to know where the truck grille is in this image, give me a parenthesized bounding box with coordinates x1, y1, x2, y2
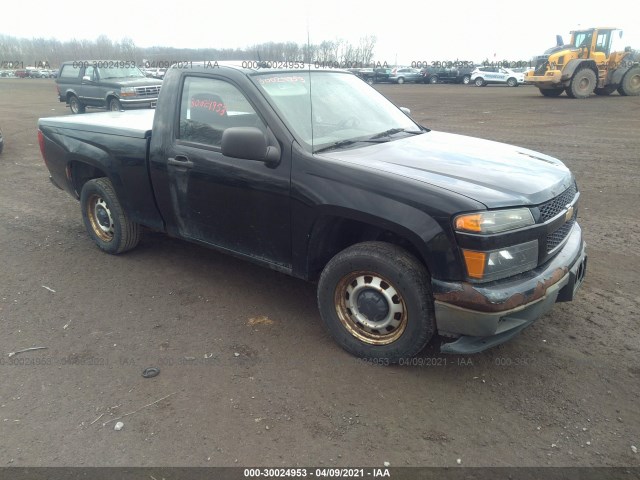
(538, 184, 577, 222)
(135, 85, 161, 97)
(534, 55, 549, 75)
(547, 219, 575, 253)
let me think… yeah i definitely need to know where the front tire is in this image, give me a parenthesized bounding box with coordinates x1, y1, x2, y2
(566, 68, 597, 98)
(507, 77, 518, 87)
(108, 98, 123, 111)
(396, 77, 405, 84)
(462, 75, 471, 85)
(80, 178, 141, 254)
(317, 242, 435, 362)
(474, 77, 485, 87)
(429, 75, 439, 84)
(68, 95, 85, 114)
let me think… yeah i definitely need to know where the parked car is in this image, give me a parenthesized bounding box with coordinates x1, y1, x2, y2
(471, 67, 525, 87)
(422, 65, 476, 85)
(15, 69, 30, 78)
(353, 67, 393, 84)
(388, 67, 423, 84)
(56, 61, 163, 113)
(38, 63, 586, 361)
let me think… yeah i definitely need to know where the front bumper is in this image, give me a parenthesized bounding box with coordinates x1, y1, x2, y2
(526, 71, 563, 86)
(119, 97, 158, 108)
(433, 224, 586, 354)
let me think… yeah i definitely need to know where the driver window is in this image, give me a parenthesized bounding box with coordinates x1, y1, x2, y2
(179, 76, 266, 147)
(85, 66, 95, 80)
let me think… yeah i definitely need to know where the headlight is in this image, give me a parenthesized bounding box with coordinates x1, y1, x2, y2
(454, 208, 534, 234)
(120, 87, 136, 97)
(462, 240, 538, 282)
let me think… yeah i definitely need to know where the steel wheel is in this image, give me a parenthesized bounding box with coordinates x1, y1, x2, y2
(80, 178, 141, 254)
(318, 241, 435, 361)
(87, 194, 115, 242)
(334, 270, 408, 345)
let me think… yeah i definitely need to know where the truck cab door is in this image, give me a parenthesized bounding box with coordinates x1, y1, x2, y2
(150, 75, 292, 269)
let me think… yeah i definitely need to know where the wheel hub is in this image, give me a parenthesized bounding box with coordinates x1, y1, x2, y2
(356, 289, 389, 323)
(96, 205, 111, 229)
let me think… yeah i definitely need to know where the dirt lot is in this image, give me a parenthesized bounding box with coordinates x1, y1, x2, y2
(0, 78, 639, 469)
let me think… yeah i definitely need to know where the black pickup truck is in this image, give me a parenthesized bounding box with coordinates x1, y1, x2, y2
(37, 63, 587, 361)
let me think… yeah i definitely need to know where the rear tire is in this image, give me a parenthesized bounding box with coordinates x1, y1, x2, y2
(618, 67, 640, 96)
(396, 77, 405, 84)
(68, 95, 85, 114)
(80, 178, 141, 254)
(539, 88, 564, 97)
(462, 75, 471, 85)
(429, 75, 439, 84)
(317, 241, 435, 362)
(567, 68, 597, 98)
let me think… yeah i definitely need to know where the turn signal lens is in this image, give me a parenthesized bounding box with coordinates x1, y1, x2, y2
(462, 250, 486, 279)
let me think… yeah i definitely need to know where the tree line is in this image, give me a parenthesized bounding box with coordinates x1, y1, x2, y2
(0, 34, 377, 68)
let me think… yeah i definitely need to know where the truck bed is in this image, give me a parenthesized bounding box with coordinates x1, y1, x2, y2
(38, 109, 154, 138)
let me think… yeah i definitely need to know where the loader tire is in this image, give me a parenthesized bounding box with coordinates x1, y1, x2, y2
(618, 67, 640, 96)
(566, 68, 596, 99)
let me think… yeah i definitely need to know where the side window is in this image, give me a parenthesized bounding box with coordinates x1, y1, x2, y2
(60, 64, 80, 79)
(595, 32, 610, 54)
(179, 76, 265, 148)
(85, 66, 95, 80)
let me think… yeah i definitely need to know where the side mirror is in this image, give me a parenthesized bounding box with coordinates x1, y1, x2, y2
(82, 75, 91, 82)
(400, 107, 411, 115)
(221, 127, 280, 164)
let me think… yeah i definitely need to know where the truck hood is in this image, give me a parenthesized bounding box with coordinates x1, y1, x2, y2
(320, 131, 574, 208)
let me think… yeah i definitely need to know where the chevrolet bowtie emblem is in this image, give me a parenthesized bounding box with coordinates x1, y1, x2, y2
(565, 205, 574, 223)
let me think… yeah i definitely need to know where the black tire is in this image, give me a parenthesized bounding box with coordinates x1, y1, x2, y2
(566, 68, 597, 99)
(462, 75, 471, 85)
(539, 88, 564, 97)
(594, 85, 617, 96)
(507, 77, 518, 87)
(317, 241, 435, 362)
(366, 77, 374, 85)
(80, 178, 141, 254)
(396, 77, 405, 84)
(108, 97, 123, 111)
(474, 77, 485, 87)
(618, 67, 640, 96)
(68, 95, 85, 114)
(429, 75, 439, 84)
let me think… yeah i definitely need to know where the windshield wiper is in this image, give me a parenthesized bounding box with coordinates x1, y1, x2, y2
(369, 128, 423, 140)
(314, 138, 388, 154)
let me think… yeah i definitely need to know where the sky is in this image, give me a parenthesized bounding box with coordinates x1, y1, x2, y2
(2, 0, 639, 65)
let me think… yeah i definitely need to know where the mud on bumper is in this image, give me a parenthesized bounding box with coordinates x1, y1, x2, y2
(433, 224, 587, 354)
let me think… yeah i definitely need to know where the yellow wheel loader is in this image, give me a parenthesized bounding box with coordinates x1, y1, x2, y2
(526, 28, 639, 98)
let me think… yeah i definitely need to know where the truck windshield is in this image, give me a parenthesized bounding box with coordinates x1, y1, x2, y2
(99, 66, 146, 79)
(253, 71, 422, 153)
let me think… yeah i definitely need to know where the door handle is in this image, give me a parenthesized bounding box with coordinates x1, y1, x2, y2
(167, 156, 194, 168)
